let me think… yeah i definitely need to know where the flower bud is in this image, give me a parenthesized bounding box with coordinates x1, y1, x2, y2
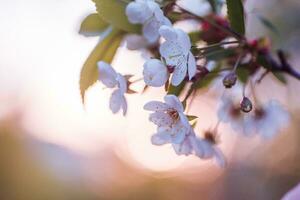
(240, 97, 253, 113)
(223, 72, 237, 88)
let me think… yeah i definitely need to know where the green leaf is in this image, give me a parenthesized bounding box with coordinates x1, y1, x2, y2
(92, 0, 141, 33)
(272, 71, 287, 84)
(226, 0, 245, 35)
(189, 31, 202, 45)
(236, 65, 250, 83)
(167, 80, 187, 96)
(257, 15, 280, 36)
(79, 13, 109, 37)
(187, 115, 198, 121)
(80, 29, 125, 103)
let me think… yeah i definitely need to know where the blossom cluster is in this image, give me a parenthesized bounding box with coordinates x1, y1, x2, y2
(87, 0, 293, 167)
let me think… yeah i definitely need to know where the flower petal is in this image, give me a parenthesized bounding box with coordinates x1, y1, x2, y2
(97, 61, 118, 88)
(144, 101, 169, 111)
(164, 95, 184, 112)
(175, 28, 191, 53)
(172, 137, 192, 156)
(159, 25, 177, 41)
(187, 51, 196, 80)
(149, 111, 173, 127)
(109, 90, 122, 114)
(143, 19, 160, 43)
(121, 94, 127, 116)
(171, 57, 188, 86)
(126, 1, 153, 24)
(214, 147, 226, 168)
(143, 59, 169, 87)
(170, 122, 189, 144)
(116, 73, 127, 94)
(159, 41, 183, 66)
(125, 34, 149, 50)
(151, 131, 172, 145)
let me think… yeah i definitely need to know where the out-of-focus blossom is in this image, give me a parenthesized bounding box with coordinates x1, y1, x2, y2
(125, 34, 151, 50)
(159, 25, 196, 86)
(217, 93, 251, 136)
(98, 61, 127, 115)
(125, 0, 171, 43)
(193, 130, 226, 168)
(282, 183, 300, 200)
(143, 59, 169, 87)
(246, 100, 290, 139)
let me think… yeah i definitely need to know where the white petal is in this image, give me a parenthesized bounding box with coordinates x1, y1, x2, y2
(198, 140, 215, 159)
(170, 122, 189, 144)
(144, 101, 169, 111)
(159, 41, 183, 66)
(149, 111, 173, 127)
(125, 1, 152, 24)
(179, 113, 190, 128)
(175, 28, 191, 53)
(143, 59, 169, 87)
(125, 34, 149, 50)
(143, 19, 160, 43)
(190, 135, 204, 157)
(151, 131, 172, 145)
(116, 73, 127, 94)
(164, 95, 184, 112)
(159, 25, 177, 41)
(121, 95, 127, 116)
(171, 57, 188, 86)
(213, 147, 226, 168)
(172, 137, 192, 156)
(109, 90, 122, 114)
(187, 52, 196, 80)
(97, 61, 118, 88)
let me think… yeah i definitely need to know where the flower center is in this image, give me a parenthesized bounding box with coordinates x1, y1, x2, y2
(204, 131, 218, 144)
(167, 109, 179, 122)
(229, 105, 241, 119)
(254, 108, 266, 120)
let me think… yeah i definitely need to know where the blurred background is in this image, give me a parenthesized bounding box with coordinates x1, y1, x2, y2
(0, 0, 300, 199)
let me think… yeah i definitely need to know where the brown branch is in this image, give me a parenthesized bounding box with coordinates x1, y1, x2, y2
(265, 50, 300, 80)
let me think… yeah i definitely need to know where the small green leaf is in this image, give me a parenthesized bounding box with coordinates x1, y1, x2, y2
(226, 0, 245, 35)
(80, 29, 125, 103)
(92, 0, 141, 33)
(236, 65, 250, 83)
(272, 71, 287, 84)
(187, 115, 198, 121)
(189, 31, 202, 45)
(167, 80, 187, 96)
(79, 13, 109, 37)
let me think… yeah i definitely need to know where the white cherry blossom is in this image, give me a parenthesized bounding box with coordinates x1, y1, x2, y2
(97, 61, 127, 115)
(246, 100, 290, 139)
(159, 25, 197, 86)
(143, 59, 169, 87)
(144, 95, 191, 144)
(125, 0, 172, 43)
